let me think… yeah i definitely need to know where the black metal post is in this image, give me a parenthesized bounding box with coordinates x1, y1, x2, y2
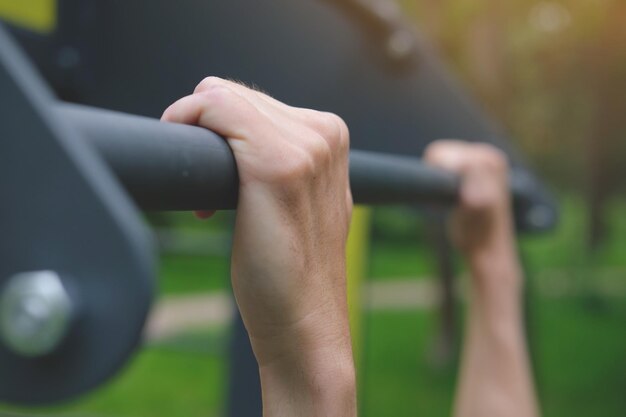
(227, 312, 262, 417)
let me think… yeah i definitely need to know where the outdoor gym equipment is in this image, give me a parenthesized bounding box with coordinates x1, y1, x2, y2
(0, 0, 558, 409)
(59, 102, 547, 213)
(5, 0, 557, 234)
(0, 24, 154, 406)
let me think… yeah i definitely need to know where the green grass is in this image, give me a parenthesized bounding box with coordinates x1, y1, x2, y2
(67, 348, 227, 417)
(369, 240, 436, 279)
(2, 329, 230, 417)
(361, 309, 456, 417)
(521, 195, 626, 270)
(8, 296, 622, 417)
(1, 351, 226, 417)
(2, 196, 625, 416)
(361, 296, 626, 417)
(535, 299, 626, 417)
(3, 297, 625, 417)
(158, 255, 230, 295)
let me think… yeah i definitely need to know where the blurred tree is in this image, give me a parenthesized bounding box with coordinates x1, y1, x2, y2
(581, 1, 626, 249)
(401, 0, 626, 248)
(393, 0, 626, 370)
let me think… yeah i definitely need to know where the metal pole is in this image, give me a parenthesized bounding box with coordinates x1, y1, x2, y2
(57, 103, 460, 211)
(55, 102, 558, 234)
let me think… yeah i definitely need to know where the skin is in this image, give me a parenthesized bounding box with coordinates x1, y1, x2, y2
(424, 140, 541, 417)
(162, 77, 356, 417)
(162, 79, 539, 416)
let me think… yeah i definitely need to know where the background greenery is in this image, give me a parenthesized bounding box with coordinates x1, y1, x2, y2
(3, 197, 625, 417)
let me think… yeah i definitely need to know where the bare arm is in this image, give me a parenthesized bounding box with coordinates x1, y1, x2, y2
(425, 141, 540, 417)
(163, 77, 356, 417)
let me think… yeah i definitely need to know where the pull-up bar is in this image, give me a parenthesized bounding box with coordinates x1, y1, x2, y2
(59, 103, 529, 212)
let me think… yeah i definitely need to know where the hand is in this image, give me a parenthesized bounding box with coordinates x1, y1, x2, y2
(424, 140, 514, 255)
(425, 141, 540, 417)
(162, 77, 355, 416)
(424, 140, 521, 293)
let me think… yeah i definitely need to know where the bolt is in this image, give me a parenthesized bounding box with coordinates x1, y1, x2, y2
(0, 271, 73, 357)
(386, 30, 415, 61)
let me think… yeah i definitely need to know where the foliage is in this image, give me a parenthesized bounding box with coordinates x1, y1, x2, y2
(400, 0, 626, 193)
(4, 196, 625, 417)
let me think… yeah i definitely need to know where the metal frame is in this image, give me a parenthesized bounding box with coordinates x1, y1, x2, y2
(0, 0, 560, 410)
(0, 23, 154, 405)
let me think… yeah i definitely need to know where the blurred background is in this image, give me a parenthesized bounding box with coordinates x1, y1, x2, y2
(2, 1, 626, 416)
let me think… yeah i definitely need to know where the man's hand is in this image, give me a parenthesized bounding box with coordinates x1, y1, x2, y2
(424, 140, 540, 417)
(162, 77, 355, 417)
(424, 140, 513, 256)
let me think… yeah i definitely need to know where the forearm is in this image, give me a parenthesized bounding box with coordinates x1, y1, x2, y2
(253, 319, 357, 417)
(453, 241, 540, 417)
(422, 140, 540, 417)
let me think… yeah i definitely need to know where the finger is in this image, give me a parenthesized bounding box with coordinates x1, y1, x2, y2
(423, 140, 471, 173)
(195, 77, 282, 112)
(193, 77, 300, 129)
(162, 86, 269, 142)
(460, 169, 491, 210)
(194, 77, 348, 148)
(194, 210, 216, 220)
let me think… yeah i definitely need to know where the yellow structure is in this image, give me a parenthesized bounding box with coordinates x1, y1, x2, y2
(346, 206, 371, 368)
(0, 0, 57, 33)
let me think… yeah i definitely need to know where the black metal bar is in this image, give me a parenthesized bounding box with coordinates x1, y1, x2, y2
(57, 103, 461, 211)
(349, 149, 459, 206)
(57, 102, 558, 234)
(57, 103, 240, 211)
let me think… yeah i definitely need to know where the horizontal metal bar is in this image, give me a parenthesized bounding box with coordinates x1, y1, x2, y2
(56, 103, 462, 211)
(58, 103, 240, 211)
(54, 102, 561, 232)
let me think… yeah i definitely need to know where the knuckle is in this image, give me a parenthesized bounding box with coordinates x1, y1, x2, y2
(423, 143, 442, 161)
(273, 147, 316, 183)
(308, 134, 333, 165)
(195, 76, 226, 93)
(329, 113, 351, 150)
(198, 83, 237, 105)
(315, 112, 350, 151)
(423, 141, 451, 165)
(329, 112, 349, 136)
(424, 140, 453, 158)
(274, 138, 334, 184)
(475, 144, 508, 171)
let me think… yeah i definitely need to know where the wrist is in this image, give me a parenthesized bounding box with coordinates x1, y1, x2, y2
(248, 303, 356, 416)
(258, 340, 356, 417)
(467, 241, 520, 279)
(464, 233, 524, 316)
(463, 212, 520, 282)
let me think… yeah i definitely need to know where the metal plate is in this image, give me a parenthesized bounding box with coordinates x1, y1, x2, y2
(0, 25, 155, 405)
